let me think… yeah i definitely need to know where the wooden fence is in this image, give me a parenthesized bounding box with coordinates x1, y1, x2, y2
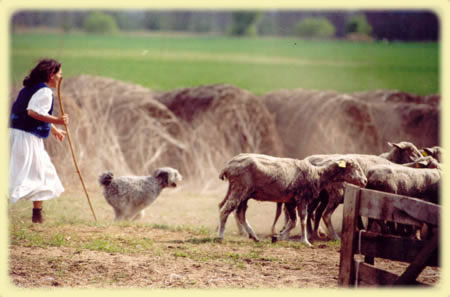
(338, 183, 440, 286)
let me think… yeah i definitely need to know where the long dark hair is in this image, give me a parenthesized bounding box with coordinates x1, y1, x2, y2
(23, 59, 61, 87)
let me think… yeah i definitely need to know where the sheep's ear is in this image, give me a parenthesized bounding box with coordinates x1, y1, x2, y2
(416, 159, 429, 168)
(392, 142, 403, 149)
(338, 160, 346, 168)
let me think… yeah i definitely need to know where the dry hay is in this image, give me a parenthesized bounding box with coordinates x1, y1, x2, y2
(155, 84, 283, 155)
(154, 84, 284, 187)
(261, 89, 439, 159)
(8, 77, 440, 189)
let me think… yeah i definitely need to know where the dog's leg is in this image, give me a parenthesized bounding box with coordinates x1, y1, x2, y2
(133, 210, 145, 221)
(114, 208, 124, 221)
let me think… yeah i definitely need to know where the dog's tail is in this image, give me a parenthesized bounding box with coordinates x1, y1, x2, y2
(99, 172, 114, 186)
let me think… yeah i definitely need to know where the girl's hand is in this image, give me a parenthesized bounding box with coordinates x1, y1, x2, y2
(58, 114, 69, 125)
(51, 126, 66, 141)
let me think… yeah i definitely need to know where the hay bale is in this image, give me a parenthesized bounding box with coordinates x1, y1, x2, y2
(352, 90, 440, 107)
(156, 84, 284, 157)
(261, 89, 439, 159)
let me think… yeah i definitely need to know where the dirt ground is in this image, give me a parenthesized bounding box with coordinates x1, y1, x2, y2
(9, 231, 342, 288)
(8, 230, 441, 289)
(7, 186, 441, 289)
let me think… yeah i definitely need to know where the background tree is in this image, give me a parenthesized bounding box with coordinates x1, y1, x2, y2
(10, 10, 439, 41)
(229, 11, 262, 36)
(345, 13, 372, 36)
(83, 11, 119, 34)
(295, 17, 336, 39)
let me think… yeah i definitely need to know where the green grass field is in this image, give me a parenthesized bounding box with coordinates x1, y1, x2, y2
(11, 32, 439, 95)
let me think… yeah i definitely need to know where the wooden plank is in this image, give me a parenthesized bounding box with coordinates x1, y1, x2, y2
(394, 232, 439, 285)
(338, 184, 361, 286)
(356, 262, 424, 286)
(338, 185, 440, 287)
(359, 188, 440, 226)
(358, 232, 439, 266)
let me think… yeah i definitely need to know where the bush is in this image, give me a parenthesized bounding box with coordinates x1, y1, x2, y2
(345, 14, 372, 35)
(229, 12, 262, 36)
(295, 17, 335, 39)
(83, 12, 118, 34)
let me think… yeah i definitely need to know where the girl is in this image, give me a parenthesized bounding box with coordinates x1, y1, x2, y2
(9, 58, 69, 223)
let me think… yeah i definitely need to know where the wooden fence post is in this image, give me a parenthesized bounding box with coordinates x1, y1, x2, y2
(338, 184, 361, 286)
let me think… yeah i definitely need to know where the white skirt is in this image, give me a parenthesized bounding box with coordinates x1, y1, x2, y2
(9, 128, 64, 204)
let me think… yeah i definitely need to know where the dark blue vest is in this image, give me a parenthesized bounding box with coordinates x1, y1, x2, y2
(10, 83, 54, 138)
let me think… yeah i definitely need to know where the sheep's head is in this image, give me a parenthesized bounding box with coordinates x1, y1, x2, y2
(421, 146, 442, 163)
(153, 167, 183, 188)
(387, 141, 423, 163)
(324, 159, 367, 188)
(410, 156, 441, 169)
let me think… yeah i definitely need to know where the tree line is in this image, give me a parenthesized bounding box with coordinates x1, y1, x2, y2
(11, 10, 439, 41)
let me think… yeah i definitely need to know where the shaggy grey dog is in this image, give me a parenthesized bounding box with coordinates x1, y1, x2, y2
(99, 167, 183, 221)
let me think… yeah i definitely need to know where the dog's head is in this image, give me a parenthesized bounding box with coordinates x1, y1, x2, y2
(153, 167, 183, 188)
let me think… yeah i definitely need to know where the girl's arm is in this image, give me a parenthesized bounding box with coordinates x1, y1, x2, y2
(27, 109, 69, 125)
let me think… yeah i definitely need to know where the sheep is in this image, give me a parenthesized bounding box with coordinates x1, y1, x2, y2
(98, 167, 182, 221)
(403, 155, 441, 170)
(298, 141, 427, 240)
(217, 153, 367, 246)
(365, 158, 441, 238)
(379, 141, 423, 163)
(304, 154, 397, 239)
(271, 154, 395, 240)
(231, 141, 426, 241)
(272, 142, 425, 241)
(366, 161, 441, 204)
(421, 146, 443, 163)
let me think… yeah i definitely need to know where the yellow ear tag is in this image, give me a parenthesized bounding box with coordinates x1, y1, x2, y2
(421, 150, 428, 157)
(338, 160, 347, 168)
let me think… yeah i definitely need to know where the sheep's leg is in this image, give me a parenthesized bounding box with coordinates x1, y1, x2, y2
(219, 185, 246, 236)
(279, 202, 297, 234)
(279, 204, 288, 233)
(234, 211, 247, 236)
(306, 198, 320, 238)
(278, 202, 297, 240)
(306, 191, 328, 239)
(271, 202, 283, 235)
(297, 200, 312, 247)
(217, 191, 242, 240)
(283, 203, 293, 228)
(313, 191, 329, 239)
(217, 211, 246, 236)
(236, 200, 259, 242)
(322, 201, 340, 241)
(218, 184, 232, 210)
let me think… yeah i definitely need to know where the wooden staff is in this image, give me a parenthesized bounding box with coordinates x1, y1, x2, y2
(57, 77, 97, 221)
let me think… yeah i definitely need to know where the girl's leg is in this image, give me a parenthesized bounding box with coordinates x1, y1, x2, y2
(32, 201, 44, 223)
(33, 201, 43, 208)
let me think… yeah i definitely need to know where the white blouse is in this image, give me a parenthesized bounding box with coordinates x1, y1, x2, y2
(27, 87, 54, 116)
